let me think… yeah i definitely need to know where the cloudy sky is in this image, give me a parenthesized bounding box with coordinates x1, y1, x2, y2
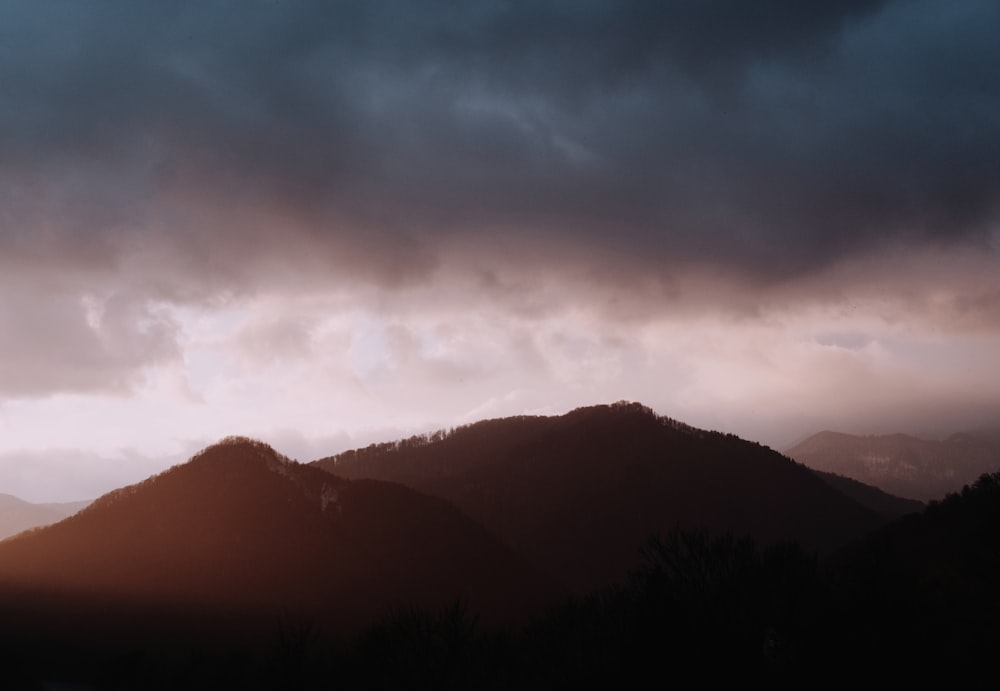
(2, 0, 999, 500)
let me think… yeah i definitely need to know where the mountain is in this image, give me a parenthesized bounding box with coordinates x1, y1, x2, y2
(0, 495, 91, 541)
(0, 437, 550, 651)
(785, 430, 1000, 501)
(313, 402, 887, 594)
(810, 470, 924, 518)
(826, 472, 1000, 672)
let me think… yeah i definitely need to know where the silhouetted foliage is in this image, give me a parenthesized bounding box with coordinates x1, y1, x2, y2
(617, 531, 824, 678)
(348, 600, 485, 690)
(827, 470, 1000, 677)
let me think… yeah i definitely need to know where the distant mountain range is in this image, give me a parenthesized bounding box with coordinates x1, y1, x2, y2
(0, 494, 91, 541)
(785, 430, 1000, 501)
(314, 402, 890, 594)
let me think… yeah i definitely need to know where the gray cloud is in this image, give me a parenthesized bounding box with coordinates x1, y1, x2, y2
(0, 287, 179, 397)
(1, 0, 997, 290)
(3, 0, 1000, 413)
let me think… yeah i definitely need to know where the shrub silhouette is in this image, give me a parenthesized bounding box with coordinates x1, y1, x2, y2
(603, 530, 825, 679)
(349, 599, 485, 690)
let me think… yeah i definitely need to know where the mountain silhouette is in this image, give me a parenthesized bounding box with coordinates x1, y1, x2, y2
(786, 430, 1000, 501)
(810, 470, 923, 518)
(826, 471, 1000, 673)
(314, 402, 886, 594)
(0, 437, 550, 651)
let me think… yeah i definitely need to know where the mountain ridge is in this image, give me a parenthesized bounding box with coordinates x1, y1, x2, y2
(315, 401, 889, 594)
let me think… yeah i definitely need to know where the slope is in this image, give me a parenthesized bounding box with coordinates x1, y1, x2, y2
(314, 402, 885, 594)
(827, 471, 1000, 673)
(0, 437, 550, 649)
(810, 470, 924, 518)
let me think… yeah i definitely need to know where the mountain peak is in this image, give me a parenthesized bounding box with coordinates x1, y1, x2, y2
(316, 404, 879, 592)
(195, 436, 293, 466)
(0, 437, 551, 643)
(570, 400, 679, 423)
(81, 436, 299, 516)
(194, 436, 297, 476)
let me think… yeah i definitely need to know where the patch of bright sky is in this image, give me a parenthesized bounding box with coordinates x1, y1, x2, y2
(1, 284, 999, 500)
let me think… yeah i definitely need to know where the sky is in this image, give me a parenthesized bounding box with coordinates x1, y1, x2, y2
(1, 0, 999, 501)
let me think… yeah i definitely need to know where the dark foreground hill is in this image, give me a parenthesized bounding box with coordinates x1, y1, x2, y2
(315, 402, 887, 594)
(786, 430, 1000, 501)
(827, 471, 1000, 673)
(0, 438, 550, 653)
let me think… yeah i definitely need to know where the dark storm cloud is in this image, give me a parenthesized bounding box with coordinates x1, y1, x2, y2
(2, 0, 998, 282)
